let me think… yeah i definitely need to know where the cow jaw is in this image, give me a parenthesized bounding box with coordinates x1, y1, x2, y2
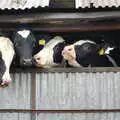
(68, 59, 82, 67)
(34, 48, 53, 67)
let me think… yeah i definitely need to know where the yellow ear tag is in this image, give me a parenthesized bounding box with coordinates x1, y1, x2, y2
(38, 39, 46, 45)
(99, 48, 105, 55)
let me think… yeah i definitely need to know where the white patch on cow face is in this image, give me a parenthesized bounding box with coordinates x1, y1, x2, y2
(62, 45, 81, 67)
(34, 36, 65, 67)
(62, 45, 76, 60)
(74, 40, 96, 46)
(0, 37, 15, 85)
(62, 40, 96, 67)
(34, 48, 54, 67)
(17, 30, 30, 38)
(105, 47, 114, 54)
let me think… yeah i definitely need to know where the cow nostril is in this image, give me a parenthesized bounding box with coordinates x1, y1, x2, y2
(36, 57, 40, 61)
(68, 48, 72, 51)
(21, 59, 32, 66)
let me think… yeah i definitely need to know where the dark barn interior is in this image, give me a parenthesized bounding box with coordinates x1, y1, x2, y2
(0, 10, 120, 69)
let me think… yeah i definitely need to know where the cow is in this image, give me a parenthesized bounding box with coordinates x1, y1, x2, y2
(0, 36, 15, 87)
(33, 36, 66, 68)
(13, 28, 36, 67)
(62, 39, 120, 67)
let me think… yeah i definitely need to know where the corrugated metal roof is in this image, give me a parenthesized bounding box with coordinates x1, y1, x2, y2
(76, 0, 120, 8)
(0, 0, 50, 10)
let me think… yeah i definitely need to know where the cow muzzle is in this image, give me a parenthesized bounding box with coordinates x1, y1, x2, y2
(20, 58, 33, 66)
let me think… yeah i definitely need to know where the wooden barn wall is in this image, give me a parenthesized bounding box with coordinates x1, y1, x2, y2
(0, 72, 120, 120)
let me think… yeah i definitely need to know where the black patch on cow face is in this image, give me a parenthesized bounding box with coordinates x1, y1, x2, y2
(33, 33, 53, 55)
(74, 43, 99, 66)
(0, 52, 6, 84)
(53, 42, 65, 63)
(74, 43, 114, 67)
(13, 30, 36, 66)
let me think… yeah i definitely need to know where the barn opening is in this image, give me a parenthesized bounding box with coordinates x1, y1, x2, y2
(1, 1, 120, 120)
(0, 10, 120, 70)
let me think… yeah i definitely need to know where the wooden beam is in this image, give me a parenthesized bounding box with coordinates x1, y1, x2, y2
(0, 11, 120, 23)
(11, 67, 120, 73)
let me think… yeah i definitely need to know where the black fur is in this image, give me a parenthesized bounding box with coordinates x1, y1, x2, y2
(74, 43, 113, 67)
(0, 52, 6, 84)
(13, 28, 36, 66)
(33, 33, 53, 55)
(53, 42, 65, 63)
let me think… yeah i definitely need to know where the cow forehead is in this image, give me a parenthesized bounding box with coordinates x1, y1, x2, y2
(17, 30, 30, 38)
(44, 36, 65, 48)
(74, 40, 96, 46)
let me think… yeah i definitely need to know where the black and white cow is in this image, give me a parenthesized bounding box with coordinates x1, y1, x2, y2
(0, 36, 15, 86)
(62, 40, 120, 67)
(33, 36, 65, 68)
(13, 28, 36, 67)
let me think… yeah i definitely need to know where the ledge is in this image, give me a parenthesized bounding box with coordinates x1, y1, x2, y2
(10, 67, 120, 73)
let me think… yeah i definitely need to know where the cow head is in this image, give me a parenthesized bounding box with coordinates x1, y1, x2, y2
(0, 37, 15, 87)
(33, 36, 65, 68)
(13, 28, 36, 67)
(62, 40, 99, 67)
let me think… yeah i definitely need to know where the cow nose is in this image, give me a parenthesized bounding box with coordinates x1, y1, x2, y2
(33, 56, 41, 62)
(20, 59, 32, 66)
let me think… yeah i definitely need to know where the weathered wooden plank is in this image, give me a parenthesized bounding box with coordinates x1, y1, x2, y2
(11, 67, 120, 73)
(0, 11, 120, 23)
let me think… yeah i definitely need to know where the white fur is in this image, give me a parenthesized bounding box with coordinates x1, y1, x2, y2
(34, 36, 64, 68)
(74, 40, 96, 46)
(62, 40, 96, 67)
(17, 30, 30, 38)
(0, 37, 15, 85)
(105, 47, 114, 54)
